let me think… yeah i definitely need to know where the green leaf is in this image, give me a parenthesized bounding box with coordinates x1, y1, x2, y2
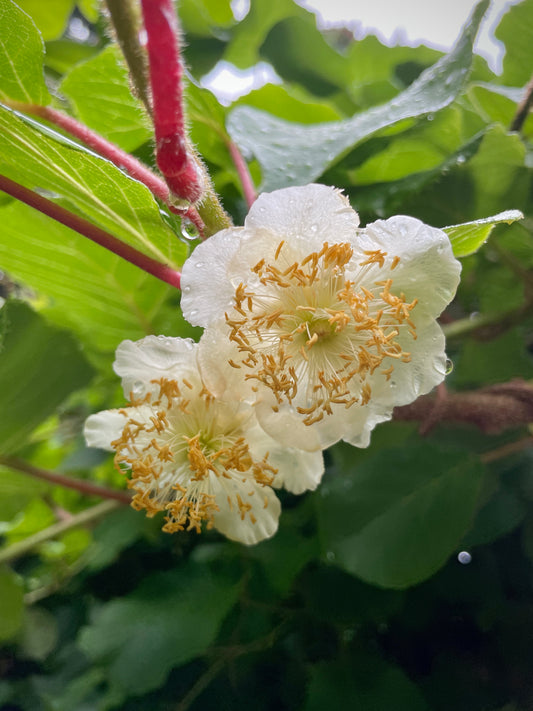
(227, 0, 489, 191)
(495, 0, 533, 87)
(0, 301, 94, 454)
(304, 658, 429, 711)
(179, 0, 234, 36)
(78, 562, 241, 694)
(0, 201, 177, 353)
(316, 445, 484, 589)
(0, 466, 49, 521)
(86, 507, 151, 571)
(60, 46, 152, 152)
(466, 125, 528, 216)
(246, 515, 317, 595)
(0, 567, 24, 641)
(0, 0, 51, 104)
(444, 209, 524, 257)
(18, 606, 58, 661)
(0, 107, 186, 268)
(15, 0, 74, 41)
(235, 84, 341, 123)
(260, 15, 352, 96)
(225, 0, 306, 69)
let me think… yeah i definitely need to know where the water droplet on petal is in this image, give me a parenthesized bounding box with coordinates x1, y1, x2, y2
(195, 261, 204, 269)
(182, 285, 191, 294)
(131, 381, 145, 398)
(445, 358, 454, 375)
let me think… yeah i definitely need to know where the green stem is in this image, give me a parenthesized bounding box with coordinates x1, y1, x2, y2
(443, 300, 532, 341)
(0, 500, 121, 565)
(103, 0, 152, 115)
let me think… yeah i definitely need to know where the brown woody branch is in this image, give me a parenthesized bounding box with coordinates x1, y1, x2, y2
(394, 379, 533, 435)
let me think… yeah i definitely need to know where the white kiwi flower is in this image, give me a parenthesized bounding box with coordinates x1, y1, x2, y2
(84, 336, 324, 544)
(181, 184, 461, 452)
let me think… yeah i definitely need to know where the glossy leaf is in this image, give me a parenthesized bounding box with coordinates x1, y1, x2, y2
(316, 445, 484, 589)
(0, 106, 185, 267)
(445, 209, 524, 257)
(0, 202, 175, 352)
(0, 0, 51, 104)
(227, 0, 489, 191)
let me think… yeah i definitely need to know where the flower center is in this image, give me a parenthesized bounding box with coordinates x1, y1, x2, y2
(111, 377, 276, 533)
(225, 240, 417, 425)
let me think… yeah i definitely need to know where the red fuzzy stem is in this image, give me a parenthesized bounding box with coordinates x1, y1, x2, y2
(228, 141, 257, 207)
(37, 105, 171, 202)
(0, 174, 181, 289)
(141, 0, 203, 203)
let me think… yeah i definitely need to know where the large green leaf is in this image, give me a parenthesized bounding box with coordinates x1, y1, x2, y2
(316, 445, 484, 589)
(78, 562, 241, 695)
(0, 201, 176, 352)
(0, 107, 186, 267)
(495, 0, 533, 87)
(0, 0, 51, 104)
(228, 0, 489, 191)
(60, 46, 152, 152)
(445, 209, 524, 257)
(15, 0, 74, 41)
(0, 301, 94, 455)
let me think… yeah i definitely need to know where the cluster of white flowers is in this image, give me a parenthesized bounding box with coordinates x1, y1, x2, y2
(85, 184, 461, 544)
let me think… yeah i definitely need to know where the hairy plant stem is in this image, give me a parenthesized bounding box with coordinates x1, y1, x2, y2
(0, 174, 181, 289)
(0, 456, 131, 504)
(140, 0, 203, 202)
(6, 100, 206, 236)
(104, 0, 231, 234)
(103, 0, 152, 115)
(228, 141, 257, 207)
(0, 500, 122, 565)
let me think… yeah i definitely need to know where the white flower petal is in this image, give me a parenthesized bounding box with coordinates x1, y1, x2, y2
(245, 184, 359, 246)
(369, 319, 447, 407)
(244, 420, 325, 494)
(114, 336, 197, 399)
(180, 227, 245, 326)
(84, 409, 128, 451)
(254, 394, 323, 452)
(358, 216, 461, 320)
(212, 477, 281, 545)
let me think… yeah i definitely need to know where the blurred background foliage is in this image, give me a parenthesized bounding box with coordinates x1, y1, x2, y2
(0, 0, 533, 708)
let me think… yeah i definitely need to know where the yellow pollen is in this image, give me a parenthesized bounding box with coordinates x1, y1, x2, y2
(109, 377, 278, 535)
(226, 241, 417, 426)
